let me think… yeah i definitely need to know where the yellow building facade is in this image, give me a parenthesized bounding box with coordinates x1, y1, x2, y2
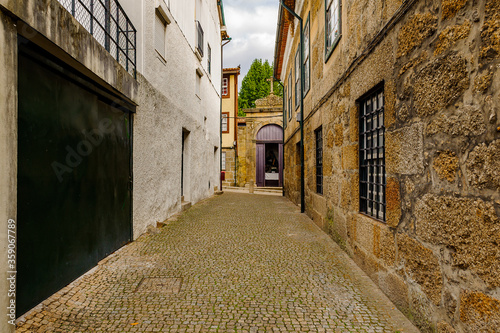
(221, 67, 240, 186)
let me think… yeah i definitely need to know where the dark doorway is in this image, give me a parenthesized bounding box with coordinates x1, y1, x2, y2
(181, 129, 189, 199)
(255, 125, 283, 187)
(17, 38, 133, 317)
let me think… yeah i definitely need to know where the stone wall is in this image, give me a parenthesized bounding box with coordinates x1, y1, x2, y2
(237, 94, 283, 187)
(280, 0, 500, 331)
(222, 148, 237, 187)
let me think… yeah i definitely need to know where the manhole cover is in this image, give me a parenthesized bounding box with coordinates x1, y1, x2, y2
(135, 277, 182, 294)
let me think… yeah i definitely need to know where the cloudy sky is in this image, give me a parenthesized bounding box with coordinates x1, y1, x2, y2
(223, 0, 280, 89)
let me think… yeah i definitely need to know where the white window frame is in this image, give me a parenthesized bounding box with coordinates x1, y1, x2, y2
(294, 49, 300, 109)
(303, 14, 311, 95)
(222, 152, 226, 170)
(325, 0, 341, 61)
(155, 5, 171, 61)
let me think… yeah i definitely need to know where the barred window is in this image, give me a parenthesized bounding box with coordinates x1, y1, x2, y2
(359, 87, 385, 221)
(222, 152, 226, 170)
(315, 127, 323, 194)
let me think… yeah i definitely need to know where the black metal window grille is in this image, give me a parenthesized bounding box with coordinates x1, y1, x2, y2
(359, 87, 385, 221)
(315, 127, 323, 194)
(196, 20, 204, 57)
(57, 0, 136, 77)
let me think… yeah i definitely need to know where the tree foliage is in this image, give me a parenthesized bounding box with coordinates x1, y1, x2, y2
(238, 59, 283, 116)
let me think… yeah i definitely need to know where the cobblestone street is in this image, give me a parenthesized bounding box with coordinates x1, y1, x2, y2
(16, 193, 418, 333)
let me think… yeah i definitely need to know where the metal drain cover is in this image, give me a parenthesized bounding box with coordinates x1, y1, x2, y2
(135, 277, 182, 294)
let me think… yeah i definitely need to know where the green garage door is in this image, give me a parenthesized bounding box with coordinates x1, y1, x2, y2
(17, 38, 133, 317)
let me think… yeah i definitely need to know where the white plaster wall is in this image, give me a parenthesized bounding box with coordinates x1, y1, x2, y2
(130, 0, 223, 238)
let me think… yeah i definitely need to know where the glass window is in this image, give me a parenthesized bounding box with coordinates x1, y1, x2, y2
(304, 15, 310, 94)
(288, 72, 293, 120)
(222, 77, 229, 96)
(359, 86, 386, 221)
(208, 44, 212, 74)
(325, 0, 341, 58)
(295, 49, 301, 109)
(222, 113, 229, 133)
(155, 11, 167, 59)
(222, 152, 226, 170)
(315, 127, 323, 194)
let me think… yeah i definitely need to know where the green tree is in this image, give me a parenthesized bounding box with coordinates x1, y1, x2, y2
(238, 59, 283, 116)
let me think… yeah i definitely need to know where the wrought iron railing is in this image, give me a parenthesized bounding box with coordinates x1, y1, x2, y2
(196, 20, 204, 57)
(58, 0, 137, 77)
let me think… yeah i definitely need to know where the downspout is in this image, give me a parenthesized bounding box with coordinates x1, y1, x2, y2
(279, 0, 305, 213)
(274, 75, 285, 197)
(220, 37, 232, 192)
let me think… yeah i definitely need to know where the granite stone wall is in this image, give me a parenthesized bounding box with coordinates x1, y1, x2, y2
(281, 0, 500, 331)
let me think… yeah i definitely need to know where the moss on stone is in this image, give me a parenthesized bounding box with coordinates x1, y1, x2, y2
(398, 234, 443, 306)
(413, 55, 469, 117)
(434, 20, 471, 56)
(442, 0, 467, 20)
(415, 194, 500, 288)
(460, 291, 500, 332)
(466, 139, 500, 190)
(480, 0, 500, 61)
(397, 13, 437, 58)
(474, 71, 494, 93)
(433, 150, 458, 182)
(426, 105, 486, 137)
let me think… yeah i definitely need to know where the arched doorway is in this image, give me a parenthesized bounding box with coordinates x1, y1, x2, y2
(256, 124, 283, 187)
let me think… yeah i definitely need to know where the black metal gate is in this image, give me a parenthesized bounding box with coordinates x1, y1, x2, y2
(17, 38, 133, 317)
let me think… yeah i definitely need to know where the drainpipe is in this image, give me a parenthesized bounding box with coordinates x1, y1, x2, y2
(274, 75, 285, 197)
(279, 0, 305, 213)
(220, 37, 232, 192)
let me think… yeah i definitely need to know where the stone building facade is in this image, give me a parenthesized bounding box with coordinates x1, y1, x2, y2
(274, 0, 500, 332)
(221, 67, 240, 187)
(237, 93, 284, 187)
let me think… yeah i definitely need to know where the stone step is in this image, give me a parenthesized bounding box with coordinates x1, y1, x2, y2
(181, 201, 191, 212)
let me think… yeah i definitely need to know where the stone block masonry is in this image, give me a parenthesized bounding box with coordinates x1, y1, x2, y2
(278, 0, 500, 331)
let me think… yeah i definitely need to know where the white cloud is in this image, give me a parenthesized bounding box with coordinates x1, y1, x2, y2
(222, 0, 279, 89)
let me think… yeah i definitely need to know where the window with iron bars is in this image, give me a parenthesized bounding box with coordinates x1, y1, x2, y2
(196, 20, 204, 57)
(359, 86, 385, 221)
(57, 0, 137, 77)
(315, 127, 323, 194)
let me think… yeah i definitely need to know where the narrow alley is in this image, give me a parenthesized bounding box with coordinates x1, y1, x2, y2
(16, 193, 418, 333)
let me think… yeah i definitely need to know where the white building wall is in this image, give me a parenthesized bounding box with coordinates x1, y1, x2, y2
(120, 0, 223, 238)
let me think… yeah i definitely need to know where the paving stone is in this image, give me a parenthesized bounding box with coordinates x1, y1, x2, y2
(16, 193, 418, 332)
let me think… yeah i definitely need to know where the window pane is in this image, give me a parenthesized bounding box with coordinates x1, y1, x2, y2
(155, 13, 166, 58)
(359, 86, 385, 221)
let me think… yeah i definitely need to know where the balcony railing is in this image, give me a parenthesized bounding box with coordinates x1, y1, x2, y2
(58, 0, 137, 77)
(196, 20, 204, 57)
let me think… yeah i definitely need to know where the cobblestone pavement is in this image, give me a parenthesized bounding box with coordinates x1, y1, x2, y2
(16, 193, 419, 333)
